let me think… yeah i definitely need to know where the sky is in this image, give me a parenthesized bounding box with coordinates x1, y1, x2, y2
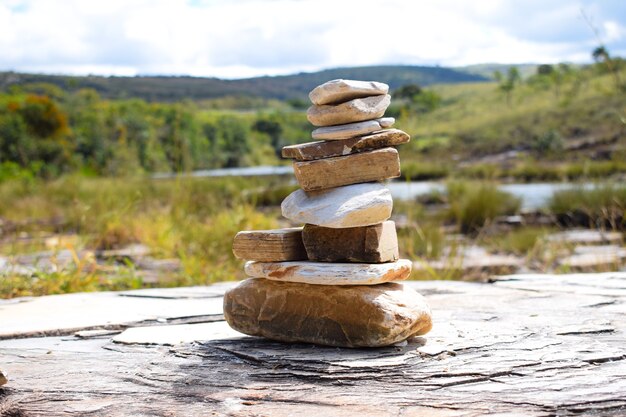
(0, 0, 625, 79)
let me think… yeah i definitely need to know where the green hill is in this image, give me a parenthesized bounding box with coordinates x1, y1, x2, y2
(0, 65, 486, 102)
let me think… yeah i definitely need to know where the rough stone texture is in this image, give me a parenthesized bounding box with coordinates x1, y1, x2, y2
(282, 129, 410, 161)
(303, 221, 399, 263)
(309, 79, 389, 105)
(223, 278, 431, 347)
(244, 259, 411, 285)
(232, 227, 307, 262)
(281, 182, 392, 228)
(293, 147, 400, 191)
(307, 95, 391, 127)
(0, 369, 6, 386)
(1, 273, 626, 416)
(312, 117, 395, 140)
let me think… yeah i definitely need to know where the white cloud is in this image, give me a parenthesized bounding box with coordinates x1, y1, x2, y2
(0, 0, 624, 78)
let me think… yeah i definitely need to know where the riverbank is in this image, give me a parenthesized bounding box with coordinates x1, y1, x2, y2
(0, 175, 624, 298)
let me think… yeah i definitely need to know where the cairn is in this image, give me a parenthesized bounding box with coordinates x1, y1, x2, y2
(225, 79, 432, 348)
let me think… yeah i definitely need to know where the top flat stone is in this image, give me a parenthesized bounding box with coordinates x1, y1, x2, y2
(309, 79, 389, 105)
(307, 95, 391, 127)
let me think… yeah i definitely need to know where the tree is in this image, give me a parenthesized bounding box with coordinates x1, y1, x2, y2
(393, 84, 423, 100)
(494, 67, 521, 107)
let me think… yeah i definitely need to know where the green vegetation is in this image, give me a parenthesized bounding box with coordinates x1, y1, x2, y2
(0, 175, 288, 297)
(446, 181, 521, 233)
(1, 57, 625, 180)
(549, 185, 626, 228)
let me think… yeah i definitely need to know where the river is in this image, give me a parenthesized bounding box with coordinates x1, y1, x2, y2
(153, 165, 596, 210)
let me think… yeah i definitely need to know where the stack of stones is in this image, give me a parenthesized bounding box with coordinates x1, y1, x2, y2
(224, 80, 432, 348)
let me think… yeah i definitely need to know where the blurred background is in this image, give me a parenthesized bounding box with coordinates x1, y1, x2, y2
(0, 0, 625, 298)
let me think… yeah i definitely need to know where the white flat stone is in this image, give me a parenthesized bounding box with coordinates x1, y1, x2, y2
(281, 182, 393, 228)
(244, 259, 412, 285)
(312, 118, 395, 140)
(309, 79, 389, 105)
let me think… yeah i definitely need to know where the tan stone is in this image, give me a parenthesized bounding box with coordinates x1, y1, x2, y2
(307, 95, 390, 127)
(312, 117, 395, 140)
(244, 259, 411, 285)
(282, 129, 410, 161)
(232, 228, 307, 262)
(224, 278, 432, 347)
(303, 221, 399, 263)
(293, 147, 400, 192)
(0, 369, 7, 386)
(309, 79, 389, 105)
(281, 182, 393, 228)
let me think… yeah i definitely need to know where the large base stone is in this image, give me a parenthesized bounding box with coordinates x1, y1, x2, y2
(303, 221, 399, 263)
(223, 278, 432, 347)
(293, 147, 400, 192)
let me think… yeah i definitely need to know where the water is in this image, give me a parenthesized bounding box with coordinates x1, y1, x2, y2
(154, 166, 594, 210)
(388, 181, 591, 210)
(152, 165, 293, 179)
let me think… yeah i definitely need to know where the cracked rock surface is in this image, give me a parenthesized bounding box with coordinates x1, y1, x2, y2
(1, 272, 625, 416)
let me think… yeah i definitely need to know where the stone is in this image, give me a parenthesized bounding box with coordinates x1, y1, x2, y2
(293, 147, 400, 191)
(244, 259, 411, 285)
(0, 369, 7, 386)
(307, 94, 391, 127)
(309, 79, 389, 105)
(302, 221, 399, 263)
(281, 182, 392, 228)
(312, 117, 395, 140)
(232, 228, 307, 262)
(281, 129, 410, 161)
(223, 278, 432, 347)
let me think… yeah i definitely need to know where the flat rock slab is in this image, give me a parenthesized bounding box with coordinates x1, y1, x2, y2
(2, 272, 626, 416)
(224, 279, 431, 347)
(307, 94, 391, 126)
(303, 221, 399, 263)
(312, 117, 394, 140)
(546, 229, 623, 245)
(0, 287, 225, 339)
(309, 79, 389, 105)
(294, 147, 400, 191)
(244, 259, 411, 285)
(281, 182, 393, 228)
(232, 227, 307, 262)
(282, 129, 410, 161)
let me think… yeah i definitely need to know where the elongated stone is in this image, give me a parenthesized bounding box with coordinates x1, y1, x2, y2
(303, 221, 399, 263)
(309, 79, 389, 105)
(281, 182, 392, 228)
(232, 228, 307, 262)
(307, 95, 391, 127)
(293, 147, 400, 192)
(312, 117, 395, 140)
(245, 259, 411, 285)
(282, 129, 410, 161)
(223, 278, 432, 347)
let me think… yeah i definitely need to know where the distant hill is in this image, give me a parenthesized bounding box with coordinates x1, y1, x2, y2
(0, 66, 487, 102)
(456, 63, 543, 80)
